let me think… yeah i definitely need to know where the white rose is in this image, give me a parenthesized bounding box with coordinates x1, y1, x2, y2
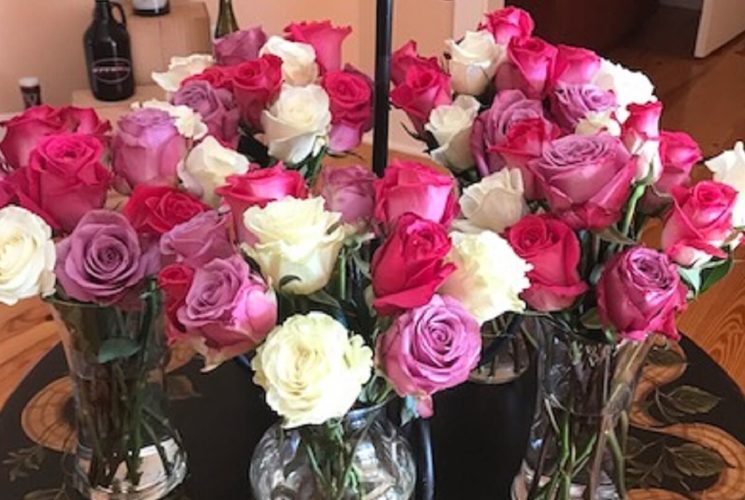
(0, 206, 56, 306)
(151, 54, 214, 93)
(440, 231, 531, 324)
(261, 85, 332, 165)
(592, 59, 656, 123)
(626, 136, 662, 183)
(447, 30, 504, 97)
(707, 141, 745, 227)
(260, 36, 319, 86)
(178, 136, 249, 207)
(425, 95, 481, 172)
(243, 197, 345, 295)
(136, 100, 208, 140)
(252, 312, 373, 428)
(459, 169, 528, 233)
(575, 110, 621, 137)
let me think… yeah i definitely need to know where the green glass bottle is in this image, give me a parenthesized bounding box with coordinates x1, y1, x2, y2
(214, 0, 239, 39)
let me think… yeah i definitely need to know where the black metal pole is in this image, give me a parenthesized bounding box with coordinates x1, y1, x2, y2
(372, 0, 393, 178)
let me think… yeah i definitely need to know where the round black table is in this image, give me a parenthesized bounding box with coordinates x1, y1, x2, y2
(1, 336, 743, 500)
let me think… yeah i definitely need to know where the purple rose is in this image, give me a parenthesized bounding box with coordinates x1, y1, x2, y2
(213, 27, 268, 67)
(376, 295, 481, 417)
(160, 210, 234, 266)
(549, 84, 617, 132)
(177, 255, 277, 369)
(55, 210, 157, 304)
(319, 165, 376, 224)
(171, 81, 241, 147)
(112, 108, 187, 193)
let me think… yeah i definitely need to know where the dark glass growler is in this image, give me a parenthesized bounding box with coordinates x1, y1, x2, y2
(84, 0, 135, 101)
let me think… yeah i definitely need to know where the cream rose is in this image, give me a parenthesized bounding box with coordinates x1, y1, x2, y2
(447, 30, 503, 97)
(136, 100, 209, 140)
(592, 59, 656, 123)
(261, 84, 332, 165)
(252, 312, 373, 428)
(459, 169, 528, 233)
(259, 35, 319, 86)
(575, 110, 621, 137)
(151, 54, 214, 93)
(425, 95, 481, 172)
(0, 206, 56, 306)
(439, 230, 531, 324)
(178, 136, 250, 207)
(707, 141, 745, 227)
(243, 197, 345, 295)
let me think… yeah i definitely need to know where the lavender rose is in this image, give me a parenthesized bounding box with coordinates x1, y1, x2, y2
(160, 210, 234, 266)
(171, 81, 241, 147)
(319, 165, 376, 225)
(213, 26, 268, 66)
(549, 84, 617, 132)
(376, 294, 481, 417)
(55, 211, 156, 304)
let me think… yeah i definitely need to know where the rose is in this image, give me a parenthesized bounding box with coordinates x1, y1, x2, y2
(622, 101, 664, 181)
(459, 168, 528, 233)
(181, 66, 235, 91)
(478, 7, 535, 44)
(260, 36, 318, 86)
(576, 111, 622, 137)
(285, 20, 352, 74)
(549, 84, 617, 132)
(321, 68, 373, 152)
(171, 80, 241, 146)
(112, 108, 188, 192)
(447, 30, 503, 97)
(440, 230, 531, 324)
(597, 247, 687, 341)
(215, 165, 309, 244)
(0, 206, 55, 305)
(593, 59, 656, 122)
(319, 165, 376, 225)
(243, 197, 345, 295)
(661, 181, 738, 267)
(706, 141, 745, 226)
(529, 133, 636, 230)
(178, 255, 277, 370)
(160, 210, 234, 266)
(426, 95, 481, 172)
(374, 160, 458, 227)
(252, 312, 372, 429)
(213, 27, 267, 66)
(151, 54, 214, 92)
(376, 295, 481, 417)
(0, 105, 110, 170)
(178, 136, 249, 207)
(371, 213, 455, 315)
(55, 211, 155, 304)
(391, 40, 440, 86)
(489, 117, 560, 177)
(391, 64, 452, 135)
(505, 214, 588, 311)
(232, 54, 283, 131)
(495, 37, 558, 99)
(122, 185, 210, 236)
(552, 45, 601, 86)
(642, 131, 702, 211)
(137, 100, 208, 140)
(157, 262, 194, 340)
(261, 84, 332, 164)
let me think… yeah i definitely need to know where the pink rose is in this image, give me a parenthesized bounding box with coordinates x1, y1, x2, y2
(391, 64, 452, 135)
(158, 262, 195, 341)
(597, 247, 687, 341)
(495, 36, 558, 99)
(172, 81, 241, 147)
(622, 102, 663, 168)
(529, 133, 636, 230)
(506, 214, 588, 311)
(232, 54, 284, 131)
(160, 210, 234, 266)
(122, 185, 210, 236)
(182, 66, 235, 92)
(376, 294, 481, 417)
(319, 165, 376, 224)
(549, 84, 616, 132)
(285, 20, 352, 74)
(391, 40, 440, 87)
(213, 26, 267, 66)
(321, 68, 373, 152)
(489, 117, 560, 178)
(478, 7, 535, 44)
(661, 181, 737, 266)
(551, 45, 601, 86)
(642, 131, 702, 212)
(374, 160, 458, 227)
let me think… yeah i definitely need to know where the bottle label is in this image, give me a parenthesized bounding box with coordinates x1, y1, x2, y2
(91, 58, 132, 85)
(133, 0, 168, 10)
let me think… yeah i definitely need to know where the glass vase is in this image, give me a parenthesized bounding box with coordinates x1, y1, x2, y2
(52, 293, 187, 499)
(470, 313, 532, 385)
(512, 318, 652, 500)
(250, 402, 416, 500)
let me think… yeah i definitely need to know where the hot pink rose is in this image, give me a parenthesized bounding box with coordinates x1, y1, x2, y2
(391, 64, 452, 135)
(489, 117, 560, 177)
(661, 181, 737, 266)
(597, 247, 687, 341)
(390, 40, 440, 87)
(285, 20, 352, 74)
(376, 294, 481, 417)
(506, 214, 588, 311)
(374, 160, 458, 227)
(122, 185, 210, 236)
(478, 7, 535, 44)
(213, 26, 267, 66)
(529, 133, 636, 230)
(172, 81, 241, 147)
(321, 68, 373, 152)
(158, 262, 195, 341)
(496, 36, 558, 99)
(622, 102, 663, 170)
(642, 131, 702, 212)
(232, 54, 283, 131)
(160, 210, 234, 266)
(551, 45, 601, 86)
(182, 66, 235, 92)
(319, 165, 376, 224)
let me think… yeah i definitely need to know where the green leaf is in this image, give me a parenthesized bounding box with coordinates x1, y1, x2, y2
(700, 258, 734, 294)
(399, 396, 420, 427)
(307, 290, 343, 310)
(678, 266, 702, 296)
(279, 275, 301, 290)
(647, 346, 686, 367)
(595, 226, 636, 246)
(666, 385, 721, 415)
(579, 308, 602, 330)
(670, 443, 727, 477)
(97, 338, 141, 364)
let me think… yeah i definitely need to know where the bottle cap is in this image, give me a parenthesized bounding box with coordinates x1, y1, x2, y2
(18, 77, 40, 88)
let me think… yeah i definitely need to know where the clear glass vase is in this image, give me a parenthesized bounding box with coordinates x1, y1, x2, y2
(470, 313, 532, 385)
(250, 403, 416, 500)
(52, 293, 187, 499)
(512, 318, 652, 500)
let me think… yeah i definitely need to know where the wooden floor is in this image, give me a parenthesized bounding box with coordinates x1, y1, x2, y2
(1, 7, 744, 411)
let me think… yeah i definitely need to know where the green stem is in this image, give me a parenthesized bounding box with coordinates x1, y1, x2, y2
(607, 428, 627, 498)
(621, 184, 646, 240)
